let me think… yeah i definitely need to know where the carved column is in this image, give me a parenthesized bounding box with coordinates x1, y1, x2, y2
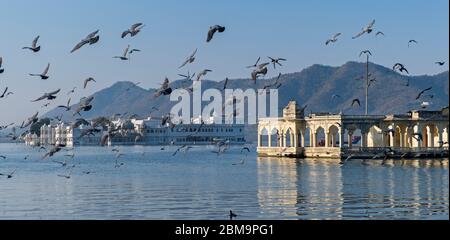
(268, 132, 272, 148)
(324, 130, 329, 148)
(339, 129, 345, 148)
(348, 130, 354, 148)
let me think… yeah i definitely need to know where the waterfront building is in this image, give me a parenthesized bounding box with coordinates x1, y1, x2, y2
(27, 116, 245, 147)
(257, 101, 449, 158)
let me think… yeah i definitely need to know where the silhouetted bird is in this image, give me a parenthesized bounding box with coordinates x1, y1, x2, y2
(22, 35, 41, 52)
(207, 25, 226, 42)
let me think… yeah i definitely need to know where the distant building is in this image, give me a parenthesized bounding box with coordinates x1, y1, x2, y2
(257, 101, 449, 159)
(25, 116, 245, 147)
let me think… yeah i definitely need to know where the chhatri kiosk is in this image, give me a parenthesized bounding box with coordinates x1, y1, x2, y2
(257, 101, 449, 159)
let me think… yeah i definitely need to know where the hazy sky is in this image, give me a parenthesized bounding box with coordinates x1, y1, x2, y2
(0, 0, 448, 124)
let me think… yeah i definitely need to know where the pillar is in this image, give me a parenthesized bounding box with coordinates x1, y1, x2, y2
(362, 131, 369, 148)
(268, 133, 272, 148)
(325, 131, 329, 148)
(437, 127, 443, 147)
(398, 128, 404, 148)
(339, 130, 345, 148)
(427, 127, 433, 148)
(348, 131, 354, 148)
(300, 129, 305, 148)
(293, 131, 297, 148)
(389, 132, 394, 147)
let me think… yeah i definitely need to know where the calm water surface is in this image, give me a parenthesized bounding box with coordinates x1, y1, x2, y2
(0, 143, 448, 220)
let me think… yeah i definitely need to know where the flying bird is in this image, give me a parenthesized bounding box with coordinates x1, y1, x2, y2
(393, 63, 409, 74)
(154, 78, 172, 98)
(129, 49, 141, 55)
(352, 99, 361, 107)
(22, 35, 41, 52)
(223, 77, 229, 90)
(29, 63, 50, 80)
(42, 145, 65, 159)
(122, 23, 145, 38)
(73, 96, 94, 116)
(22, 112, 39, 129)
(340, 155, 354, 165)
(172, 145, 187, 156)
(229, 210, 237, 220)
(421, 102, 431, 109)
(375, 31, 385, 37)
(57, 98, 72, 111)
(353, 19, 376, 39)
(251, 66, 269, 83)
(67, 87, 77, 95)
(179, 48, 197, 69)
(359, 50, 372, 57)
(31, 89, 61, 102)
(0, 169, 16, 179)
(268, 57, 287, 69)
(435, 61, 445, 66)
(408, 40, 418, 47)
(71, 30, 100, 53)
(84, 77, 96, 89)
(207, 25, 226, 42)
(416, 87, 432, 100)
(325, 33, 342, 45)
(413, 133, 423, 142)
(262, 73, 283, 92)
(113, 45, 131, 61)
(0, 87, 8, 98)
(0, 57, 4, 74)
(247, 57, 261, 68)
(178, 71, 196, 81)
(196, 69, 212, 81)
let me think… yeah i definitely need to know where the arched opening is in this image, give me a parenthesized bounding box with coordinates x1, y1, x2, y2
(345, 127, 362, 148)
(270, 128, 280, 147)
(394, 125, 402, 147)
(367, 125, 383, 147)
(260, 128, 269, 147)
(352, 129, 362, 147)
(328, 125, 340, 147)
(422, 124, 437, 148)
(315, 127, 326, 147)
(285, 128, 293, 148)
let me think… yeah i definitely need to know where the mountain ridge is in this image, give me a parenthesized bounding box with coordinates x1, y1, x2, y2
(44, 61, 449, 122)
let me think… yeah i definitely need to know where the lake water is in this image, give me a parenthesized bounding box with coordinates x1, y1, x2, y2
(0, 143, 448, 220)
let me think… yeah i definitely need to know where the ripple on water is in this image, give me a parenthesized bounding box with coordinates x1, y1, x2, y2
(0, 144, 448, 220)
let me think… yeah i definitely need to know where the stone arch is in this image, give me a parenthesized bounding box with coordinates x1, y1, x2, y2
(367, 125, 383, 147)
(315, 126, 326, 147)
(328, 125, 340, 147)
(422, 124, 438, 148)
(345, 125, 362, 148)
(270, 128, 280, 147)
(285, 128, 294, 147)
(260, 127, 269, 147)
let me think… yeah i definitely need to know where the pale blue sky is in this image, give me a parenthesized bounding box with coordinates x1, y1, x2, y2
(0, 0, 448, 123)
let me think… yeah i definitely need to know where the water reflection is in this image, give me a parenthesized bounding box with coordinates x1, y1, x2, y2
(0, 143, 447, 220)
(257, 157, 449, 220)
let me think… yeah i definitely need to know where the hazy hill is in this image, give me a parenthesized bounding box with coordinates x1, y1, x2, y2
(44, 61, 449, 122)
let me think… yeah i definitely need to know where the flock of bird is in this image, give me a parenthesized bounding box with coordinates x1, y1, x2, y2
(0, 17, 448, 218)
(0, 21, 257, 189)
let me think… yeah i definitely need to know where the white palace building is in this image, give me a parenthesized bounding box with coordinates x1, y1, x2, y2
(257, 101, 449, 159)
(24, 116, 246, 147)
